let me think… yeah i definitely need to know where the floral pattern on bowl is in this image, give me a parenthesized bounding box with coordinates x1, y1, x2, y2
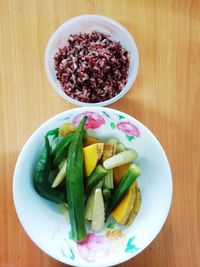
(53, 222, 139, 264)
(71, 110, 140, 142)
(76, 224, 139, 262)
(77, 233, 110, 262)
(72, 111, 106, 129)
(117, 121, 140, 137)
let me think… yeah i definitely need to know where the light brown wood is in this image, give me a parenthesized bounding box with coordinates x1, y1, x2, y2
(0, 0, 199, 266)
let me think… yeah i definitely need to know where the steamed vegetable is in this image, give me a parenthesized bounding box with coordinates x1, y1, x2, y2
(59, 122, 76, 136)
(33, 136, 66, 204)
(52, 133, 74, 167)
(103, 188, 112, 201)
(51, 159, 67, 188)
(116, 143, 126, 153)
(91, 189, 105, 232)
(45, 127, 59, 138)
(52, 130, 87, 167)
(112, 181, 137, 224)
(33, 118, 142, 241)
(125, 186, 141, 226)
(85, 189, 95, 221)
(103, 169, 114, 189)
(83, 143, 104, 176)
(66, 116, 87, 242)
(102, 138, 117, 162)
(102, 138, 117, 189)
(84, 135, 100, 147)
(113, 163, 131, 185)
(103, 149, 138, 169)
(105, 164, 141, 221)
(85, 182, 103, 221)
(84, 165, 107, 193)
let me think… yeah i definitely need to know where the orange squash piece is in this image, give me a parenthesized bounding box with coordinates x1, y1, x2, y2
(83, 136, 100, 147)
(112, 181, 137, 224)
(113, 163, 131, 185)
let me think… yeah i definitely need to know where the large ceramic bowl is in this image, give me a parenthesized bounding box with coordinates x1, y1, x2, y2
(44, 15, 139, 106)
(13, 107, 172, 267)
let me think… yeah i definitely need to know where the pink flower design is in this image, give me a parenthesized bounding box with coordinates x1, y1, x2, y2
(73, 112, 105, 129)
(117, 121, 140, 137)
(77, 233, 110, 262)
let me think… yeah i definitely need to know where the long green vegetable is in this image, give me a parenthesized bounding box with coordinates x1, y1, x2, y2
(52, 133, 74, 167)
(66, 116, 87, 242)
(84, 165, 107, 194)
(33, 136, 66, 204)
(105, 163, 141, 221)
(52, 130, 88, 167)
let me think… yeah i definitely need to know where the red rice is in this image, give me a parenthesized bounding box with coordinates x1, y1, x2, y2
(54, 31, 129, 103)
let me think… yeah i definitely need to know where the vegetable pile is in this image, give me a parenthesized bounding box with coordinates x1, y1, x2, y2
(33, 116, 141, 242)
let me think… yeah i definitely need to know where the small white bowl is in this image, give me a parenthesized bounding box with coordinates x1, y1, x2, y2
(44, 15, 139, 106)
(13, 107, 172, 267)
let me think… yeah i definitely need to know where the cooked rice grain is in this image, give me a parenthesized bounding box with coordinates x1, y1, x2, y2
(54, 31, 129, 103)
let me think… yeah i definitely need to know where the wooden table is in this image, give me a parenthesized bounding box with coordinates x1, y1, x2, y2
(0, 0, 199, 266)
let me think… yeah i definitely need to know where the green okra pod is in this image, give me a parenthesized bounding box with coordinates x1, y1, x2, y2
(105, 164, 141, 221)
(84, 165, 107, 194)
(66, 116, 87, 242)
(52, 130, 88, 167)
(52, 133, 74, 167)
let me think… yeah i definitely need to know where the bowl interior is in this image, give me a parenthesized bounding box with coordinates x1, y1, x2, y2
(45, 15, 139, 106)
(13, 107, 172, 267)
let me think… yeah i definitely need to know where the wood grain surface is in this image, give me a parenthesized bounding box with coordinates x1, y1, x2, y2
(0, 0, 199, 266)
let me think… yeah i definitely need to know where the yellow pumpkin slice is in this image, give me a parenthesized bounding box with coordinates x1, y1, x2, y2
(112, 181, 138, 224)
(83, 143, 104, 177)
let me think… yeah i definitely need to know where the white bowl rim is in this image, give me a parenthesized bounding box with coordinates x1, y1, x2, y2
(13, 107, 173, 266)
(44, 14, 139, 107)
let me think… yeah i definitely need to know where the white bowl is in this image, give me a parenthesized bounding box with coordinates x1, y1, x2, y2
(13, 107, 172, 267)
(44, 15, 139, 106)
